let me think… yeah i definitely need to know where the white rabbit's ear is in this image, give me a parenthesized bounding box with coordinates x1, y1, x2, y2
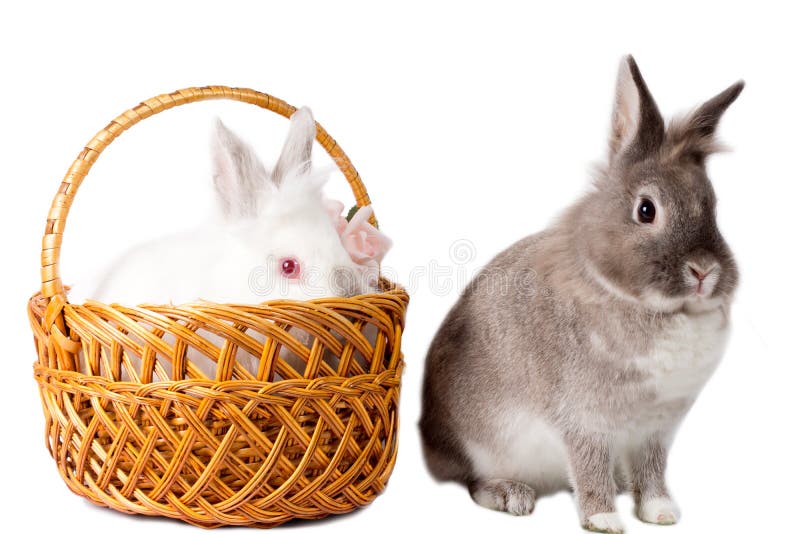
(609, 55, 665, 162)
(272, 107, 316, 185)
(212, 119, 269, 219)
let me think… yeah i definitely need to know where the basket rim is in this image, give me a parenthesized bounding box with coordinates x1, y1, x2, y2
(28, 278, 408, 327)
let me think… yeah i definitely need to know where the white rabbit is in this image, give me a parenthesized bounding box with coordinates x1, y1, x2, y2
(71, 108, 391, 381)
(76, 107, 378, 306)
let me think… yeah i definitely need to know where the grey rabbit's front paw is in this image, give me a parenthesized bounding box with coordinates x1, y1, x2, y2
(583, 512, 625, 534)
(636, 497, 680, 525)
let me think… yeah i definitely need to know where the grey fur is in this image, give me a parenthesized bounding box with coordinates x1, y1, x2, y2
(420, 56, 742, 532)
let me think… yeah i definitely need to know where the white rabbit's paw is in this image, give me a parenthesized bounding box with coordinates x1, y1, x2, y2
(637, 497, 680, 525)
(470, 479, 536, 516)
(584, 512, 625, 534)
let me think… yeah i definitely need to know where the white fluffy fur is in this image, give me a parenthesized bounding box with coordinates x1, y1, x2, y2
(71, 108, 371, 306)
(634, 308, 728, 408)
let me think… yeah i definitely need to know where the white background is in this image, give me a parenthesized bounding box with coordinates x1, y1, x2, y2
(1, 2, 798, 532)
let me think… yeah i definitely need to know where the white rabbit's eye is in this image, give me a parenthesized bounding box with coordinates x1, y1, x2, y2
(637, 198, 656, 224)
(279, 257, 301, 279)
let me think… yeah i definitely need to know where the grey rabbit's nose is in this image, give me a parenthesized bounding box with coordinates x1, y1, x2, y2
(687, 261, 718, 281)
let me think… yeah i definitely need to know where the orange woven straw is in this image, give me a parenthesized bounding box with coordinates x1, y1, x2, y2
(28, 86, 408, 528)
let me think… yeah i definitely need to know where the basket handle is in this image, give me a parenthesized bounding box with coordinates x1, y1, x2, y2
(39, 86, 373, 301)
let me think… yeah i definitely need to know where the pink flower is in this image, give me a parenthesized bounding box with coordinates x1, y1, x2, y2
(340, 205, 392, 267)
(324, 199, 392, 273)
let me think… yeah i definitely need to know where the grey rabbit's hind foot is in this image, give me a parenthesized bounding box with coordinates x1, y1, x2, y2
(468, 479, 536, 516)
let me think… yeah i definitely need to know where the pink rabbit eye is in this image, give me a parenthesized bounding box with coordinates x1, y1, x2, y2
(279, 257, 301, 279)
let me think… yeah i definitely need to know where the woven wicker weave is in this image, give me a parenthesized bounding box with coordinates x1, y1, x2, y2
(27, 86, 408, 528)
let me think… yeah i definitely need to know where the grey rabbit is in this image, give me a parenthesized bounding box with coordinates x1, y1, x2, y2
(420, 56, 743, 533)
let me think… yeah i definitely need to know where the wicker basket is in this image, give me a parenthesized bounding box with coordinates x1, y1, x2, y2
(27, 86, 409, 528)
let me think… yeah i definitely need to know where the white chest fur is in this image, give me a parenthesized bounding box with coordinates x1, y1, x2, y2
(635, 307, 730, 411)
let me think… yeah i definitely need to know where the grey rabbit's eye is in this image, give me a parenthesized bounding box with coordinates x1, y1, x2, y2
(637, 198, 656, 224)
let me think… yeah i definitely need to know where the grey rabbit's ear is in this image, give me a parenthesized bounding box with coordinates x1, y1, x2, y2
(211, 119, 269, 219)
(272, 107, 316, 185)
(668, 80, 745, 162)
(609, 55, 665, 162)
